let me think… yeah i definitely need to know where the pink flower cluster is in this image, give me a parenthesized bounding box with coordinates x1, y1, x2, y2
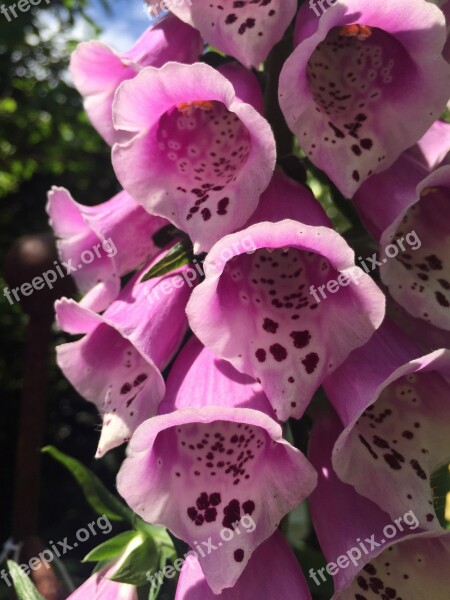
(49, 1, 450, 598)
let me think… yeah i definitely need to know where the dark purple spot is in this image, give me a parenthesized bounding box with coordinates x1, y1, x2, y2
(187, 507, 198, 521)
(360, 138, 373, 150)
(302, 352, 319, 373)
(263, 318, 279, 334)
(204, 507, 218, 522)
(234, 549, 244, 562)
(120, 382, 132, 395)
(269, 344, 288, 362)
(209, 492, 222, 506)
(133, 373, 148, 386)
(290, 330, 311, 349)
(255, 348, 266, 363)
(242, 500, 255, 515)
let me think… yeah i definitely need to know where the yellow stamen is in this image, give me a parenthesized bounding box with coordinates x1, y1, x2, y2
(339, 24, 373, 41)
(421, 187, 438, 197)
(177, 100, 215, 116)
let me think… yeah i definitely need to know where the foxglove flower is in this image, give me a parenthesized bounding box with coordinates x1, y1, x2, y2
(117, 335, 317, 593)
(308, 406, 450, 599)
(323, 320, 450, 532)
(167, 0, 298, 68)
(175, 531, 312, 600)
(47, 187, 168, 312)
(279, 0, 450, 197)
(112, 62, 276, 252)
(67, 562, 137, 600)
(354, 155, 450, 332)
(70, 15, 202, 144)
(55, 261, 195, 456)
(187, 170, 385, 421)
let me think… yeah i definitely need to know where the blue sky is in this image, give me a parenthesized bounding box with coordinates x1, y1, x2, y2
(87, 0, 153, 50)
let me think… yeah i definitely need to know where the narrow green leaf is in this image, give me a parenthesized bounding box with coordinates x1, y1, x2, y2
(431, 462, 450, 529)
(42, 445, 133, 522)
(148, 571, 164, 600)
(141, 242, 193, 282)
(83, 531, 138, 563)
(7, 561, 45, 600)
(134, 518, 176, 557)
(109, 533, 159, 586)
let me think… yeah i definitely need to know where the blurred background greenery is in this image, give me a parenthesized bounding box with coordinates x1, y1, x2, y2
(0, 1, 130, 595)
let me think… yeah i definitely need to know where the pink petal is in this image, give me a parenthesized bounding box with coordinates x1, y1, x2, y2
(168, 0, 297, 68)
(112, 62, 276, 252)
(117, 406, 316, 593)
(187, 171, 385, 421)
(279, 0, 450, 197)
(174, 531, 312, 599)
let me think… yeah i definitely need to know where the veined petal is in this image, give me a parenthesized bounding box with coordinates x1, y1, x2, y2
(47, 187, 168, 312)
(323, 320, 450, 532)
(55, 262, 194, 456)
(117, 406, 316, 593)
(187, 171, 385, 421)
(112, 62, 276, 253)
(174, 531, 312, 599)
(279, 0, 450, 197)
(168, 0, 297, 68)
(70, 15, 202, 144)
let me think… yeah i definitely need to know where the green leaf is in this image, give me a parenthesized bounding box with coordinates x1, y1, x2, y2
(109, 532, 159, 586)
(141, 242, 193, 281)
(83, 531, 138, 562)
(134, 518, 175, 549)
(42, 445, 133, 522)
(431, 462, 450, 529)
(7, 561, 45, 600)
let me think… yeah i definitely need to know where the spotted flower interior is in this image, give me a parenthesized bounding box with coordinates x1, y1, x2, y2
(217, 247, 334, 417)
(305, 26, 415, 186)
(159, 421, 264, 544)
(336, 370, 450, 528)
(340, 535, 450, 600)
(381, 186, 450, 331)
(57, 322, 163, 457)
(169, 0, 297, 67)
(157, 101, 251, 225)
